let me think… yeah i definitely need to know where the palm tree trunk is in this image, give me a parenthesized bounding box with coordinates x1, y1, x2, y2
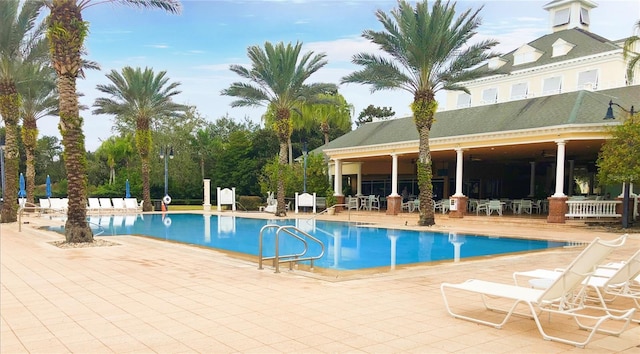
(48, 0, 92, 242)
(277, 140, 288, 216)
(22, 116, 38, 205)
(0, 81, 20, 223)
(141, 154, 152, 211)
(413, 91, 437, 226)
(287, 137, 293, 165)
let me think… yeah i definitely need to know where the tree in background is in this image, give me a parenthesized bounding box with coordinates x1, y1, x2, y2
(0, 0, 48, 222)
(94, 135, 134, 185)
(597, 111, 640, 227)
(355, 105, 395, 127)
(342, 0, 499, 226)
(222, 41, 335, 216)
(19, 65, 58, 204)
(623, 20, 640, 83)
(93, 66, 188, 212)
(297, 91, 353, 145)
(46, 0, 182, 242)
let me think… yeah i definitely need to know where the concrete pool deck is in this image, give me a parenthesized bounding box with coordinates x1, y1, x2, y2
(2, 210, 639, 353)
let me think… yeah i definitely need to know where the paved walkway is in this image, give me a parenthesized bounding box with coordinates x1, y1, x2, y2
(2, 211, 639, 353)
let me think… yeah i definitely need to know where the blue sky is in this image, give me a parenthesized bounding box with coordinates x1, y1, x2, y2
(34, 0, 640, 151)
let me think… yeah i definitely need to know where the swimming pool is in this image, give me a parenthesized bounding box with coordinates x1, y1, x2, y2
(52, 213, 567, 271)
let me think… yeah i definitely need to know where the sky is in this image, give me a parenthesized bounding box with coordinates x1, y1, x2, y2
(32, 0, 640, 151)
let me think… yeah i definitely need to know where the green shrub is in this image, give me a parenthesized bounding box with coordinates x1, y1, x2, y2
(238, 195, 262, 211)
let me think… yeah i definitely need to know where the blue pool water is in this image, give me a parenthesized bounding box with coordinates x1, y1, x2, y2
(51, 213, 567, 271)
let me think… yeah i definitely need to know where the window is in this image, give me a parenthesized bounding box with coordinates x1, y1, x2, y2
(577, 69, 598, 90)
(580, 8, 590, 25)
(456, 93, 471, 108)
(552, 39, 575, 57)
(481, 88, 498, 104)
(553, 8, 570, 27)
(542, 76, 562, 95)
(510, 83, 528, 100)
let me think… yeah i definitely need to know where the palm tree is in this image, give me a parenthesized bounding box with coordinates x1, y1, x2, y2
(624, 20, 640, 83)
(0, 0, 48, 222)
(93, 67, 187, 211)
(298, 92, 353, 146)
(222, 41, 335, 216)
(342, 0, 499, 226)
(19, 64, 58, 205)
(45, 0, 181, 242)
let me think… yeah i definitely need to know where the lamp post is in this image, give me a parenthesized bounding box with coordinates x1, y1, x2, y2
(160, 146, 174, 209)
(302, 141, 308, 193)
(603, 100, 637, 228)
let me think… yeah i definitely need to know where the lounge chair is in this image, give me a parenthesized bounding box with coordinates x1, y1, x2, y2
(88, 198, 101, 213)
(441, 235, 634, 348)
(39, 198, 51, 214)
(124, 198, 142, 212)
(111, 198, 126, 212)
(49, 198, 66, 213)
(514, 248, 640, 322)
(98, 198, 114, 212)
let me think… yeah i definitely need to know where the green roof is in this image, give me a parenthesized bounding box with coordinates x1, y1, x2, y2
(323, 85, 639, 150)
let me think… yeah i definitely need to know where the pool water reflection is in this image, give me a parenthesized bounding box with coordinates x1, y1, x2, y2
(54, 213, 567, 271)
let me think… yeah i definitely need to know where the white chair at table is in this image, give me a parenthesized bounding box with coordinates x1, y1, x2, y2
(347, 196, 358, 210)
(520, 199, 533, 214)
(486, 200, 503, 216)
(369, 195, 380, 211)
(359, 195, 370, 210)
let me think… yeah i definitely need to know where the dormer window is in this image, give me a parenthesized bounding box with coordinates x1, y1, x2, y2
(488, 57, 507, 70)
(510, 83, 528, 100)
(481, 88, 498, 104)
(577, 69, 598, 90)
(456, 93, 471, 108)
(552, 39, 575, 57)
(513, 45, 543, 66)
(553, 8, 570, 27)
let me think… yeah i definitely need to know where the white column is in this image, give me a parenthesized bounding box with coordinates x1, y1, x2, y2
(333, 159, 343, 196)
(528, 162, 536, 197)
(453, 148, 464, 196)
(552, 140, 567, 197)
(203, 179, 211, 211)
(356, 162, 363, 196)
(390, 154, 399, 196)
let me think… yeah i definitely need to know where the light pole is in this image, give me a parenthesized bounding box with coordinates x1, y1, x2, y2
(302, 141, 308, 193)
(604, 100, 637, 228)
(160, 146, 174, 210)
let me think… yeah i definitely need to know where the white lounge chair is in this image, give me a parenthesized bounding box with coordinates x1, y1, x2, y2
(88, 198, 101, 213)
(98, 198, 114, 212)
(514, 247, 640, 322)
(441, 235, 634, 348)
(39, 198, 51, 214)
(124, 198, 142, 212)
(49, 198, 66, 213)
(111, 198, 126, 212)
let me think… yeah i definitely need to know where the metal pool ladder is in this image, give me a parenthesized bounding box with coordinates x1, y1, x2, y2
(258, 224, 325, 273)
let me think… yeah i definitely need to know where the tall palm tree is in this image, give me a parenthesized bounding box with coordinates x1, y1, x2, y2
(45, 0, 181, 242)
(222, 41, 335, 216)
(298, 92, 353, 146)
(93, 66, 187, 211)
(342, 0, 499, 226)
(624, 20, 640, 83)
(19, 64, 58, 205)
(0, 0, 48, 222)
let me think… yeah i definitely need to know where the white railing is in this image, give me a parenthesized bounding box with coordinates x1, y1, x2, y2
(565, 200, 621, 219)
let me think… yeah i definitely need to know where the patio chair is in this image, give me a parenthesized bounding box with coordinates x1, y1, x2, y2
(441, 235, 634, 348)
(513, 247, 640, 322)
(98, 198, 114, 212)
(369, 195, 380, 211)
(39, 198, 51, 214)
(48, 198, 66, 213)
(124, 198, 142, 212)
(487, 200, 502, 216)
(347, 197, 358, 210)
(111, 198, 126, 212)
(520, 199, 533, 214)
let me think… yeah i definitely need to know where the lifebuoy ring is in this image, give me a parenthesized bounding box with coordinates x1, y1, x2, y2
(163, 217, 172, 227)
(163, 195, 172, 205)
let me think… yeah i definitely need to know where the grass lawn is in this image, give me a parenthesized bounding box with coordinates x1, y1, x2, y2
(166, 205, 203, 211)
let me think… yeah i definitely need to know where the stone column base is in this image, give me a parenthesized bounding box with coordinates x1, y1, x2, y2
(335, 195, 345, 212)
(449, 196, 468, 219)
(386, 195, 401, 215)
(203, 204, 211, 211)
(547, 196, 568, 223)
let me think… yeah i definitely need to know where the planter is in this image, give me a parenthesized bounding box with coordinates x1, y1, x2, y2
(327, 207, 335, 215)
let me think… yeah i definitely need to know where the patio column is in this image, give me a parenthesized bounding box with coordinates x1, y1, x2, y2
(528, 162, 536, 197)
(548, 140, 568, 223)
(333, 159, 344, 210)
(449, 148, 467, 219)
(453, 148, 464, 197)
(356, 162, 362, 196)
(387, 153, 401, 215)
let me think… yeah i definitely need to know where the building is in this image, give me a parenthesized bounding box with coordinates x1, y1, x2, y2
(321, 0, 639, 223)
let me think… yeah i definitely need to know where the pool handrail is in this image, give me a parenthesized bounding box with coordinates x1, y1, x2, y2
(258, 224, 325, 273)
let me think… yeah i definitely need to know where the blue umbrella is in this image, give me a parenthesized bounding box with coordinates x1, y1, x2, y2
(18, 173, 26, 198)
(125, 179, 131, 198)
(45, 175, 52, 198)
